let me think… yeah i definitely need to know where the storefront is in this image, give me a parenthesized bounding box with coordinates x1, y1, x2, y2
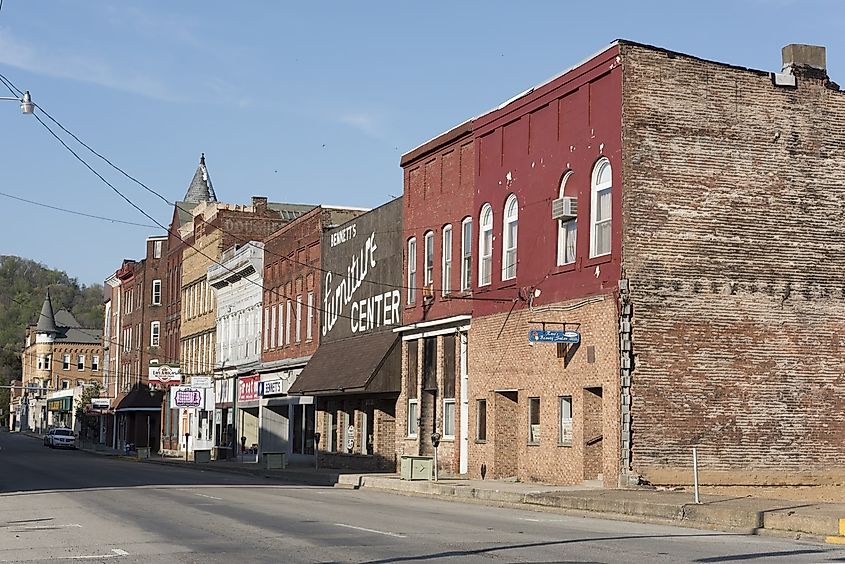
(258, 359, 315, 464)
(236, 374, 260, 455)
(169, 383, 214, 455)
(46, 394, 73, 429)
(289, 198, 404, 471)
(213, 371, 236, 458)
(115, 384, 164, 453)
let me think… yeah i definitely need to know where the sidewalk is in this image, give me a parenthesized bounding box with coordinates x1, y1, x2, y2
(23, 432, 845, 544)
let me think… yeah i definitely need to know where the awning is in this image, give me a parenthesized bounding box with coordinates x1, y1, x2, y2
(288, 331, 400, 396)
(115, 386, 165, 413)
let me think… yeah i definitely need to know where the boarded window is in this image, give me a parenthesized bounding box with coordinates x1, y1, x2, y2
(423, 337, 437, 390)
(442, 334, 456, 399)
(407, 340, 418, 400)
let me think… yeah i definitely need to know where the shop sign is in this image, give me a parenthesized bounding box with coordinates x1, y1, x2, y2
(190, 376, 213, 389)
(149, 365, 182, 386)
(528, 329, 580, 344)
(171, 387, 202, 409)
(346, 425, 355, 451)
(47, 397, 72, 412)
(238, 375, 260, 402)
(91, 398, 110, 410)
(259, 378, 290, 398)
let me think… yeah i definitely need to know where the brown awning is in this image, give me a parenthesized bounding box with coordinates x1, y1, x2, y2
(288, 331, 400, 396)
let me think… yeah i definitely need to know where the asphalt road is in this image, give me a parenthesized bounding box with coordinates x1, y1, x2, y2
(1, 432, 843, 563)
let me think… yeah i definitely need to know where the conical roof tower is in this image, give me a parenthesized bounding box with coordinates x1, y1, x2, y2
(35, 289, 58, 335)
(183, 153, 218, 203)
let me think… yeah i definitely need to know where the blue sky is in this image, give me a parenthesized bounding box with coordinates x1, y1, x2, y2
(0, 0, 842, 285)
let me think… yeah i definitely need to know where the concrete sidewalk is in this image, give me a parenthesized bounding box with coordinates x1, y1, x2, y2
(21, 431, 845, 544)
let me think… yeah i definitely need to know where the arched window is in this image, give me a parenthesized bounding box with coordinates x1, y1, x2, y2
(590, 158, 612, 257)
(478, 204, 493, 286)
(557, 171, 576, 266)
(460, 217, 472, 292)
(407, 237, 417, 304)
(502, 195, 518, 280)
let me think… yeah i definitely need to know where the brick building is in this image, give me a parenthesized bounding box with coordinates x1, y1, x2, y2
(396, 121, 475, 476)
(419, 40, 845, 486)
(258, 206, 365, 464)
(290, 199, 404, 471)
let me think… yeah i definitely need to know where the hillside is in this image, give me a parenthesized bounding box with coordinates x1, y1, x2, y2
(0, 256, 104, 419)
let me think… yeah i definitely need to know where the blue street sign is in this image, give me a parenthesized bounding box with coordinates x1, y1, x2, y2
(528, 329, 581, 344)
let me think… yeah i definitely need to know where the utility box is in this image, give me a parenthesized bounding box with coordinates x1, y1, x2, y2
(194, 449, 212, 464)
(263, 452, 286, 470)
(136, 447, 150, 460)
(400, 455, 434, 480)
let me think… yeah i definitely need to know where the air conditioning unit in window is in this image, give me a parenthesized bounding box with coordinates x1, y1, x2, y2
(422, 284, 434, 301)
(551, 197, 577, 220)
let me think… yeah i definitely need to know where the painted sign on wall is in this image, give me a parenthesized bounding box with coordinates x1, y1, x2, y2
(238, 375, 260, 402)
(320, 198, 403, 342)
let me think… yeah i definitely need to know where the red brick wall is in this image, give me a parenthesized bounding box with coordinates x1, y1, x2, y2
(621, 43, 845, 485)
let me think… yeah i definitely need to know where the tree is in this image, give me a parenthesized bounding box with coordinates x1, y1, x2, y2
(74, 382, 103, 443)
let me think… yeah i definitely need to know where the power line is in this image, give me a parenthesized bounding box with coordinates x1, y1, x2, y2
(0, 191, 159, 228)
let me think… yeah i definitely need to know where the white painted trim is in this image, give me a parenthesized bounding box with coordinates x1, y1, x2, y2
(401, 325, 470, 341)
(394, 315, 471, 333)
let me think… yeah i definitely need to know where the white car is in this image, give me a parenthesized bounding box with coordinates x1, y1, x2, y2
(44, 428, 76, 449)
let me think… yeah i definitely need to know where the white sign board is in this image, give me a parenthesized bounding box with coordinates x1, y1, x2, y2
(149, 365, 182, 386)
(91, 398, 110, 410)
(169, 386, 214, 410)
(346, 425, 355, 451)
(190, 376, 213, 389)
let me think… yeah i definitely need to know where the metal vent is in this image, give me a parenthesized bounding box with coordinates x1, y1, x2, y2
(551, 197, 577, 220)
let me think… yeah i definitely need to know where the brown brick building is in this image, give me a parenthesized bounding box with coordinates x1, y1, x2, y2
(404, 40, 845, 487)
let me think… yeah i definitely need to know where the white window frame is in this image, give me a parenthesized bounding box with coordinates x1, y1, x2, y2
(77, 354, 85, 371)
(150, 321, 160, 347)
(559, 395, 573, 445)
(153, 239, 162, 259)
(306, 292, 314, 342)
(407, 237, 417, 305)
(263, 306, 269, 351)
(557, 171, 577, 266)
(407, 399, 418, 438)
(590, 158, 612, 258)
(63, 354, 70, 371)
(502, 194, 518, 280)
(441, 224, 452, 296)
(443, 398, 456, 438)
(92, 355, 99, 371)
(295, 295, 302, 343)
(423, 231, 434, 286)
(285, 300, 292, 345)
(460, 217, 472, 292)
(151, 279, 162, 305)
(478, 204, 493, 286)
(270, 304, 277, 348)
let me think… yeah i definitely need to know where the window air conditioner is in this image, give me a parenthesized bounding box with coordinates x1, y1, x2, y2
(551, 197, 577, 220)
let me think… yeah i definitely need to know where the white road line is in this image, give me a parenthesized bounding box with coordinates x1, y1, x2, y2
(334, 523, 406, 538)
(13, 523, 83, 531)
(194, 493, 223, 500)
(51, 548, 129, 561)
(517, 517, 568, 523)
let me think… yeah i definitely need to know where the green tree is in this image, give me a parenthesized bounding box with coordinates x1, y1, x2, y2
(75, 381, 103, 443)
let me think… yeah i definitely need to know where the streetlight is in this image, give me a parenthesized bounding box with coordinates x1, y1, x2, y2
(0, 91, 35, 114)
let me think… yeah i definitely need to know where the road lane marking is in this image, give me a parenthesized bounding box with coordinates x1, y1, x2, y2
(63, 548, 129, 560)
(194, 493, 223, 500)
(13, 523, 82, 531)
(334, 523, 406, 538)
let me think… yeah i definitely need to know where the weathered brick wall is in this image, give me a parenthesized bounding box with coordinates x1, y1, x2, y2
(621, 43, 845, 484)
(466, 295, 620, 486)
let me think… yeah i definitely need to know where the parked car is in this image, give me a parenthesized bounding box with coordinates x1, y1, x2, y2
(43, 428, 76, 449)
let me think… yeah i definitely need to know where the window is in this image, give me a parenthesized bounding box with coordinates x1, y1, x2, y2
(423, 231, 434, 287)
(407, 237, 417, 304)
(76, 379, 84, 387)
(423, 337, 437, 390)
(559, 396, 573, 445)
(590, 158, 612, 257)
(45, 354, 51, 370)
(151, 280, 162, 305)
(528, 397, 540, 444)
(502, 194, 518, 280)
(77, 355, 85, 371)
(263, 306, 269, 351)
(478, 204, 493, 286)
(153, 240, 162, 259)
(557, 171, 577, 266)
(63, 354, 70, 371)
(61, 379, 69, 390)
(277, 302, 284, 347)
(441, 225, 452, 295)
(460, 217, 472, 292)
(295, 295, 302, 343)
(407, 399, 418, 438)
(270, 305, 277, 348)
(285, 300, 292, 345)
(150, 321, 160, 347)
(443, 399, 455, 438)
(407, 340, 418, 401)
(306, 292, 314, 341)
(92, 355, 99, 371)
(476, 399, 487, 441)
(36, 355, 44, 370)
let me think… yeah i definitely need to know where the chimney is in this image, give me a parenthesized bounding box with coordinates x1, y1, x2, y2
(252, 196, 268, 214)
(782, 44, 827, 78)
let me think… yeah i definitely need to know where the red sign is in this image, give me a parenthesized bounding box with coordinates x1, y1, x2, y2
(238, 375, 260, 402)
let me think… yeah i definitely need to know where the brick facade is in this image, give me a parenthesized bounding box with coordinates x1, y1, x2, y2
(619, 43, 845, 485)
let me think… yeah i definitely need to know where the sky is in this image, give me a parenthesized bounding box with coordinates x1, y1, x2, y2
(0, 0, 842, 286)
